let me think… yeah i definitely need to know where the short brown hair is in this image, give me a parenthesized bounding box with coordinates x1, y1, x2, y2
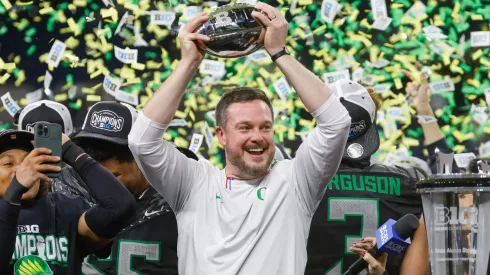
(215, 87, 274, 128)
(366, 87, 382, 111)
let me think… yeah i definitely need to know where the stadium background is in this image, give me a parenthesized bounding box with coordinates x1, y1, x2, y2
(0, 0, 489, 168)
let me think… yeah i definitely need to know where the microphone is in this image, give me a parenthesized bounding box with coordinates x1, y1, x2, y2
(343, 214, 420, 275)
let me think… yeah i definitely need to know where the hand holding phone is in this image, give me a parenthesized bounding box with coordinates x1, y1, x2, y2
(34, 122, 62, 178)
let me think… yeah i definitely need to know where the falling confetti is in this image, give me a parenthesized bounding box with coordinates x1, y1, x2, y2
(0, 0, 489, 166)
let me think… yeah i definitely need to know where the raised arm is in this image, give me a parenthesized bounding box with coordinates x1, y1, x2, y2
(253, 3, 351, 214)
(128, 14, 210, 212)
(252, 2, 332, 111)
(142, 13, 209, 124)
(60, 136, 136, 251)
(403, 70, 459, 173)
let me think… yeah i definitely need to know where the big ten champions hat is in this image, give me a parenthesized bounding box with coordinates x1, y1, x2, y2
(73, 101, 138, 145)
(330, 79, 380, 161)
(15, 100, 73, 135)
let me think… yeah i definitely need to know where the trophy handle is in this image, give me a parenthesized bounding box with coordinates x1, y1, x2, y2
(478, 160, 490, 174)
(435, 148, 454, 175)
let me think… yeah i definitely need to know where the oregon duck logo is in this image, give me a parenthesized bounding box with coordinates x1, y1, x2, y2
(14, 255, 52, 275)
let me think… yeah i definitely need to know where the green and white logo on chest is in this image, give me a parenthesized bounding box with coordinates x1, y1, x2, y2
(257, 187, 267, 201)
(14, 255, 53, 275)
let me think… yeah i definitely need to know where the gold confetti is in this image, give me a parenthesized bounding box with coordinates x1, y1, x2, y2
(1, 0, 12, 10)
(131, 63, 146, 71)
(66, 18, 81, 36)
(0, 73, 11, 84)
(39, 7, 53, 15)
(15, 0, 32, 6)
(86, 95, 102, 102)
(54, 94, 68, 102)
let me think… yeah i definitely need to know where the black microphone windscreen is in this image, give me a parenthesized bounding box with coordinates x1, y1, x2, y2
(393, 214, 420, 239)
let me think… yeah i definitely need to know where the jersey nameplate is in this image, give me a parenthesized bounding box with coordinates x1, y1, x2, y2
(327, 173, 402, 196)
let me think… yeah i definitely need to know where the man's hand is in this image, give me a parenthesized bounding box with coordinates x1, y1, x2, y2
(15, 148, 60, 188)
(402, 70, 433, 116)
(178, 12, 210, 64)
(252, 2, 288, 56)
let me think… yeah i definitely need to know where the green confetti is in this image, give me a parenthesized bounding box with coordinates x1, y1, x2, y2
(26, 45, 37, 56)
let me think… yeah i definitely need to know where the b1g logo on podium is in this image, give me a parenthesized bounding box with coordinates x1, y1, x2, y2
(434, 206, 478, 231)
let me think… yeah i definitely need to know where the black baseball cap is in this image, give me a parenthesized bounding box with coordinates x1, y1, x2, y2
(0, 130, 34, 154)
(16, 100, 73, 135)
(330, 79, 380, 161)
(73, 101, 138, 145)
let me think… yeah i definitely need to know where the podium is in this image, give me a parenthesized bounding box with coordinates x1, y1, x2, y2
(417, 153, 490, 275)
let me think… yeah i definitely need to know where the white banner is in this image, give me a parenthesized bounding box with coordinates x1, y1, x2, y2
(150, 11, 176, 27)
(200, 59, 226, 76)
(470, 31, 490, 47)
(103, 74, 122, 96)
(274, 77, 292, 102)
(115, 90, 139, 106)
(189, 133, 204, 153)
(429, 80, 455, 94)
(114, 46, 138, 64)
(1, 92, 21, 117)
(46, 40, 67, 68)
(323, 69, 350, 85)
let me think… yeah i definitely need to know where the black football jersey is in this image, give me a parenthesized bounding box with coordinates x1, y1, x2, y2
(82, 187, 178, 275)
(306, 163, 425, 275)
(53, 166, 97, 206)
(7, 192, 102, 275)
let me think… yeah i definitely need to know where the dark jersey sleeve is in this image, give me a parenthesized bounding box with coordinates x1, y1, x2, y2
(306, 164, 423, 275)
(83, 193, 178, 275)
(51, 193, 111, 266)
(52, 166, 97, 206)
(0, 199, 21, 272)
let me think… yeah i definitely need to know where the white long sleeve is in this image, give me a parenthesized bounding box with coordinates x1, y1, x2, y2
(289, 95, 351, 215)
(128, 113, 208, 213)
(128, 96, 351, 275)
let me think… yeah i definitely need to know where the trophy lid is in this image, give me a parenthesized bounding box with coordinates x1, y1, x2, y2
(416, 173, 490, 189)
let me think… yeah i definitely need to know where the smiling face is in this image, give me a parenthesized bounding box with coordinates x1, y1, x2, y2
(216, 100, 275, 179)
(0, 149, 40, 200)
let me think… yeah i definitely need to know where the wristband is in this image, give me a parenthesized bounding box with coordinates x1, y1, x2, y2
(417, 115, 438, 125)
(4, 176, 29, 205)
(62, 140, 86, 165)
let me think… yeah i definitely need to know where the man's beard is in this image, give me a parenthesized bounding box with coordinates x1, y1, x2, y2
(225, 146, 275, 178)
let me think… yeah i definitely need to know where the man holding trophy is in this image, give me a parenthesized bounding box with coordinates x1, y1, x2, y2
(129, 2, 351, 274)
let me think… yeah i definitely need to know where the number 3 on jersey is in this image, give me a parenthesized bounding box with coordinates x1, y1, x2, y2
(82, 240, 161, 275)
(325, 198, 380, 275)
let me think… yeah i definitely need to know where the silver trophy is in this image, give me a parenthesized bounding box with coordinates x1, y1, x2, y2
(197, 3, 264, 58)
(417, 150, 490, 275)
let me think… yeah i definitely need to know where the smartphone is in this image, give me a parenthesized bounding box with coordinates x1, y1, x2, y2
(34, 122, 62, 178)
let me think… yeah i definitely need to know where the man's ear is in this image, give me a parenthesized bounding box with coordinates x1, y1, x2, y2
(215, 126, 226, 147)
